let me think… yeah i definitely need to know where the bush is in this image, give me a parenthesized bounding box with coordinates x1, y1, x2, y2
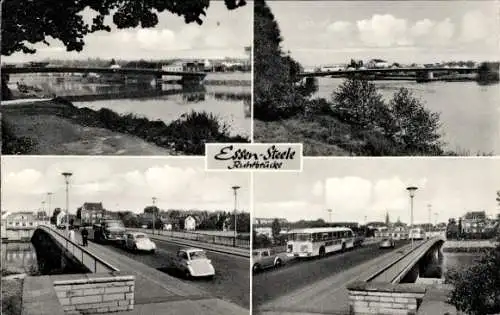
(1, 117, 37, 154)
(447, 247, 500, 315)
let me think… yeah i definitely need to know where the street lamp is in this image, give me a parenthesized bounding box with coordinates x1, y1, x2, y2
(41, 200, 45, 223)
(327, 209, 333, 223)
(427, 204, 432, 235)
(232, 186, 241, 247)
(152, 197, 157, 235)
(406, 186, 418, 249)
(62, 172, 73, 234)
(47, 192, 53, 224)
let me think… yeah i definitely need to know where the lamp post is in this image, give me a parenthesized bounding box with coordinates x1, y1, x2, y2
(41, 200, 45, 223)
(427, 204, 432, 236)
(232, 186, 241, 247)
(152, 197, 157, 235)
(406, 186, 418, 249)
(47, 192, 53, 224)
(327, 209, 333, 223)
(62, 172, 73, 234)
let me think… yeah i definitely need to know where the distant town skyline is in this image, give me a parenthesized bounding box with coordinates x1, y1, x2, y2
(1, 157, 250, 215)
(3, 2, 252, 63)
(254, 159, 500, 224)
(269, 1, 499, 67)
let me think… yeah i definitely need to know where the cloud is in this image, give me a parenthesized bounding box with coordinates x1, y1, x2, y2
(327, 21, 353, 33)
(311, 181, 324, 197)
(357, 14, 410, 47)
(324, 177, 373, 212)
(434, 18, 455, 42)
(460, 10, 490, 42)
(411, 19, 435, 37)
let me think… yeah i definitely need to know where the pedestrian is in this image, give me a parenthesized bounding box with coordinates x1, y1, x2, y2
(81, 226, 89, 247)
(69, 228, 75, 243)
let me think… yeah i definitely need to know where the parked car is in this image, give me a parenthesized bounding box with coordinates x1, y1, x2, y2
(124, 232, 156, 253)
(252, 248, 282, 273)
(171, 248, 215, 279)
(353, 233, 365, 247)
(379, 238, 395, 249)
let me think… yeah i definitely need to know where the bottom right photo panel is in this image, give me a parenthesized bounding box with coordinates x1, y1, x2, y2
(252, 158, 500, 315)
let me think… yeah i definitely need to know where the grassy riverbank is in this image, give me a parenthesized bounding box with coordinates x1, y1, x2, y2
(1, 278, 23, 315)
(2, 97, 248, 155)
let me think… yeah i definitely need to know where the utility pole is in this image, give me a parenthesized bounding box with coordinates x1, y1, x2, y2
(232, 186, 241, 247)
(62, 172, 73, 234)
(47, 192, 53, 224)
(152, 197, 157, 235)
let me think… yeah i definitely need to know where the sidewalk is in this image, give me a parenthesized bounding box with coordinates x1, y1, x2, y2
(70, 233, 248, 315)
(129, 229, 249, 258)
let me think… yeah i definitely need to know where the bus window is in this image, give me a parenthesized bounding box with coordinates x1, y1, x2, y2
(328, 232, 333, 240)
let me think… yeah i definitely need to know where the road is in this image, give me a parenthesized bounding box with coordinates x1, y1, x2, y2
(94, 238, 250, 309)
(253, 241, 409, 308)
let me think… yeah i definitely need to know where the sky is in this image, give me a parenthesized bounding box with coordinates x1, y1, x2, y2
(1, 157, 250, 215)
(3, 1, 252, 63)
(254, 158, 500, 225)
(268, 1, 500, 67)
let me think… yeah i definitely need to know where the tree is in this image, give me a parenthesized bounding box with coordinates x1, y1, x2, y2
(271, 219, 281, 240)
(144, 206, 159, 215)
(50, 208, 61, 225)
(388, 88, 442, 155)
(2, 0, 246, 56)
(447, 246, 500, 314)
(496, 191, 500, 206)
(76, 207, 82, 219)
(385, 212, 390, 225)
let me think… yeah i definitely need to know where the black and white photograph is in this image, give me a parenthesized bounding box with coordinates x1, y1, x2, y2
(1, 156, 250, 314)
(252, 158, 500, 315)
(254, 0, 500, 156)
(1, 1, 251, 156)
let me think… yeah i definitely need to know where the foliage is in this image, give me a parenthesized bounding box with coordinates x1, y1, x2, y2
(253, 0, 317, 121)
(1, 117, 37, 154)
(271, 219, 281, 240)
(2, 0, 246, 56)
(447, 247, 500, 315)
(144, 206, 159, 215)
(226, 212, 251, 233)
(50, 208, 61, 225)
(1, 279, 23, 315)
(253, 231, 273, 249)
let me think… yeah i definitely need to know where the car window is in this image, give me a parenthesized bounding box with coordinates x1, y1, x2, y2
(252, 251, 260, 256)
(127, 234, 133, 239)
(178, 251, 188, 259)
(135, 234, 146, 239)
(189, 251, 207, 260)
(262, 251, 269, 257)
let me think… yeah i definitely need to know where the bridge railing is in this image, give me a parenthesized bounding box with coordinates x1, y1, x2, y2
(130, 228, 250, 249)
(39, 225, 118, 273)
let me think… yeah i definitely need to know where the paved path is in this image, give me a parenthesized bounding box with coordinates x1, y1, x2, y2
(71, 233, 247, 315)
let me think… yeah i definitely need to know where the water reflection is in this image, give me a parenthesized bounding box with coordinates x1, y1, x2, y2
(1, 242, 38, 274)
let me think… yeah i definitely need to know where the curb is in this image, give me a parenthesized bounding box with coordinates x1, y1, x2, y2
(148, 235, 250, 258)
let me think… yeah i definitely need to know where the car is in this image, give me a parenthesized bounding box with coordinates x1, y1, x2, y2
(124, 232, 156, 253)
(252, 248, 282, 273)
(89, 220, 126, 244)
(171, 248, 215, 279)
(379, 238, 395, 249)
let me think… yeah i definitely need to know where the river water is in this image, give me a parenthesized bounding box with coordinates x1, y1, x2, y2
(315, 78, 500, 154)
(1, 243, 38, 275)
(9, 72, 251, 138)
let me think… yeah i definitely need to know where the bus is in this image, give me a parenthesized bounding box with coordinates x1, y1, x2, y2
(286, 227, 355, 258)
(409, 227, 425, 240)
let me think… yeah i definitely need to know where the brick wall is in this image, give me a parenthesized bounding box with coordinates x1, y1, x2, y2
(52, 273, 135, 314)
(347, 281, 426, 315)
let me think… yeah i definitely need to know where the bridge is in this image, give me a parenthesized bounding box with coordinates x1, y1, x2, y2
(253, 236, 466, 315)
(299, 62, 500, 83)
(2, 66, 207, 85)
(22, 224, 249, 315)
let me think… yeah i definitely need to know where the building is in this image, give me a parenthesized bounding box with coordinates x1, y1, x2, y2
(184, 216, 197, 231)
(462, 211, 487, 233)
(253, 218, 288, 226)
(4, 212, 37, 229)
(162, 61, 184, 72)
(367, 59, 389, 69)
(79, 202, 106, 225)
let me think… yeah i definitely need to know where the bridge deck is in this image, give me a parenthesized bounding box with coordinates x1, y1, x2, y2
(299, 67, 477, 77)
(368, 238, 441, 283)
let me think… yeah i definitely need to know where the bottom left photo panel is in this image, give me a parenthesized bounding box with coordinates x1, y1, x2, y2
(1, 156, 251, 315)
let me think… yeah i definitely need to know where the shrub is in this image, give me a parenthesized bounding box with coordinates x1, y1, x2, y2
(1, 117, 37, 154)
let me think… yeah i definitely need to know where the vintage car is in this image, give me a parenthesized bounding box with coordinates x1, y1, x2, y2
(89, 219, 126, 244)
(252, 248, 282, 273)
(379, 238, 395, 249)
(171, 248, 215, 279)
(124, 232, 156, 253)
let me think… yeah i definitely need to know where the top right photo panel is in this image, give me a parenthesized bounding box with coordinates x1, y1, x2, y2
(254, 0, 500, 156)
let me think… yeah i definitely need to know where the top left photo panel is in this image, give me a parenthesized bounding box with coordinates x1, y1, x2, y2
(1, 0, 252, 156)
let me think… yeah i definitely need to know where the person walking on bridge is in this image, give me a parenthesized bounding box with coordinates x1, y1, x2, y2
(81, 226, 89, 247)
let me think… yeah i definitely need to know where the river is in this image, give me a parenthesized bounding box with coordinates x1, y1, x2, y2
(1, 242, 38, 275)
(315, 78, 500, 154)
(9, 72, 251, 138)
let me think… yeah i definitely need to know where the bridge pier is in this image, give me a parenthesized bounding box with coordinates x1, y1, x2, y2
(416, 71, 434, 83)
(477, 62, 500, 84)
(181, 75, 205, 86)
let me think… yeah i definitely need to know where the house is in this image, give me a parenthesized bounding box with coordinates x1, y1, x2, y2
(253, 217, 288, 226)
(184, 216, 197, 231)
(462, 211, 487, 233)
(4, 212, 37, 229)
(162, 61, 184, 73)
(79, 202, 105, 225)
(57, 212, 66, 226)
(254, 227, 272, 238)
(367, 59, 389, 69)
